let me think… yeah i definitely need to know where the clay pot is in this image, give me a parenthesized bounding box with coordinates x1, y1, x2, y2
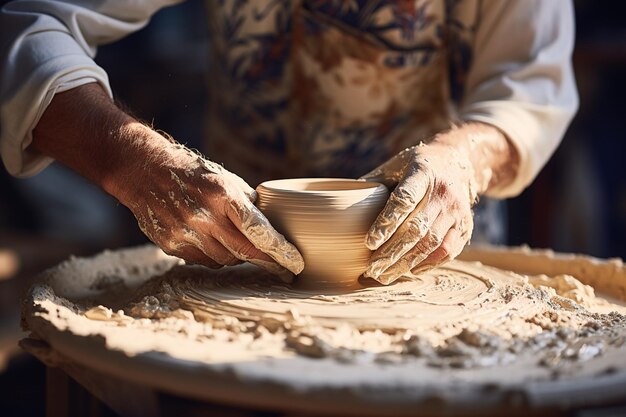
(256, 178, 389, 288)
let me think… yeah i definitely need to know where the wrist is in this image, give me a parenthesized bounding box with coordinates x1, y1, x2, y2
(425, 138, 480, 206)
(101, 123, 181, 206)
(32, 83, 136, 194)
(430, 122, 518, 195)
(30, 83, 185, 207)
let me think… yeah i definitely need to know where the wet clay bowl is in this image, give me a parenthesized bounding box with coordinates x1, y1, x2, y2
(256, 178, 389, 289)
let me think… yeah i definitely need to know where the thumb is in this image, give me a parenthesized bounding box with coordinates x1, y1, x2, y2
(360, 167, 397, 189)
(359, 149, 412, 187)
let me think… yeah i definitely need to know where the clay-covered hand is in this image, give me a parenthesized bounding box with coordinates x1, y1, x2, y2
(122, 141, 304, 280)
(361, 142, 476, 284)
(360, 123, 519, 285)
(30, 83, 303, 279)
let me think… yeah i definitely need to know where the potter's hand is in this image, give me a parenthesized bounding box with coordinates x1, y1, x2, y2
(126, 145, 305, 279)
(31, 83, 304, 280)
(361, 123, 519, 284)
(361, 143, 475, 284)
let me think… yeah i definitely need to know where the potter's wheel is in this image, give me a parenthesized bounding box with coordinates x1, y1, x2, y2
(22, 245, 626, 416)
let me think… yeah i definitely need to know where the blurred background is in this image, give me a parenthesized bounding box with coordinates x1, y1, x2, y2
(1, 1, 625, 415)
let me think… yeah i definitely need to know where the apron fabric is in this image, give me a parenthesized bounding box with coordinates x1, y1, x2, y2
(205, 0, 503, 244)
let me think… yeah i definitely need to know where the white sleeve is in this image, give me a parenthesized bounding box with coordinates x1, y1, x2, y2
(459, 0, 579, 198)
(0, 0, 183, 177)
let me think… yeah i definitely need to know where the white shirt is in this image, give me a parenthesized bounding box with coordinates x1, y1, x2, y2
(0, 0, 578, 198)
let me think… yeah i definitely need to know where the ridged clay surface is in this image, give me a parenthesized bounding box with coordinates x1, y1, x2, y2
(256, 178, 388, 288)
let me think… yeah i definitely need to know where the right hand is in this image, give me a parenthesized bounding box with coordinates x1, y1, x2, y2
(31, 83, 303, 279)
(121, 142, 305, 280)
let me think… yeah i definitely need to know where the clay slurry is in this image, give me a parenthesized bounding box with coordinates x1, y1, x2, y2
(24, 245, 626, 393)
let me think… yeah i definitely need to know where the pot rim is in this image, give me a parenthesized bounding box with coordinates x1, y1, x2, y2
(257, 178, 387, 196)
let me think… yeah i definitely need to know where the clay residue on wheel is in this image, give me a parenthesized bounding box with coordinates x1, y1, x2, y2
(22, 245, 626, 389)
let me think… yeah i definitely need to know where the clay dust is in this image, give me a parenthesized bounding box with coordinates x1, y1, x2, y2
(22, 245, 626, 390)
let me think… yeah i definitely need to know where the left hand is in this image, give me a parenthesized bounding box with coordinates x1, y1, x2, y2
(361, 141, 477, 284)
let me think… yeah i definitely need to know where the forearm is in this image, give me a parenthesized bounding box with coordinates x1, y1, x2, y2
(0, 0, 182, 177)
(454, 0, 576, 198)
(430, 122, 520, 199)
(31, 83, 175, 205)
(30, 83, 304, 276)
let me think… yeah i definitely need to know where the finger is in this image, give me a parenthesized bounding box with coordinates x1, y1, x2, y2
(411, 226, 464, 274)
(371, 212, 454, 285)
(412, 212, 473, 274)
(178, 245, 224, 269)
(180, 227, 241, 267)
(164, 242, 225, 269)
(201, 236, 243, 266)
(359, 147, 415, 186)
(213, 222, 293, 283)
(213, 222, 276, 263)
(364, 200, 440, 280)
(365, 169, 432, 250)
(212, 222, 294, 281)
(227, 197, 305, 275)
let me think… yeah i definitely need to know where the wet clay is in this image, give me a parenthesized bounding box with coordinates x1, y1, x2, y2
(24, 245, 626, 379)
(256, 178, 389, 288)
